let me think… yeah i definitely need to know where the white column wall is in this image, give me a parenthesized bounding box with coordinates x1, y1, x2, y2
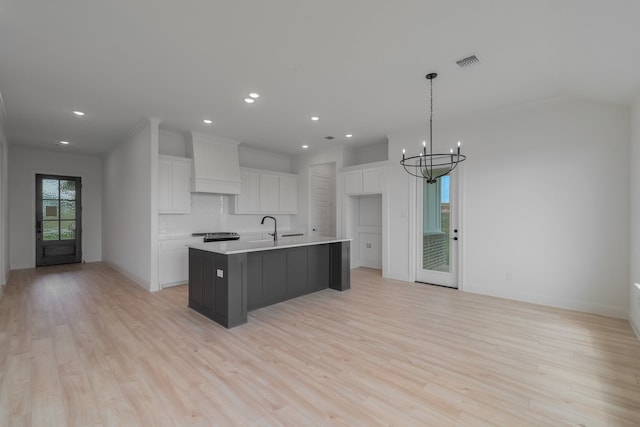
(629, 95, 640, 336)
(0, 113, 8, 289)
(102, 118, 159, 291)
(388, 98, 630, 318)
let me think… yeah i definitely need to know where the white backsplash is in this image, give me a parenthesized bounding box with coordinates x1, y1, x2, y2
(159, 193, 293, 237)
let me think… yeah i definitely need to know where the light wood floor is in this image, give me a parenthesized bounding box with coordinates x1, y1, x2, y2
(1, 264, 639, 426)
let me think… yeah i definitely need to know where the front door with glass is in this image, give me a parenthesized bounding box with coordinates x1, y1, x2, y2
(416, 172, 458, 288)
(35, 174, 82, 266)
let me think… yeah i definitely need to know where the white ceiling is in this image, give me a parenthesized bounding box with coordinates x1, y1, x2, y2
(1, 0, 640, 156)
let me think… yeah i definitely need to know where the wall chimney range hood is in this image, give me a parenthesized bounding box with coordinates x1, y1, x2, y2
(186, 131, 242, 194)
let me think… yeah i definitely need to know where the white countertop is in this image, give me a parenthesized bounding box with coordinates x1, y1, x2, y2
(188, 236, 351, 255)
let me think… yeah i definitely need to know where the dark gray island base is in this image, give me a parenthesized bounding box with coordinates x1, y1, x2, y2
(188, 241, 350, 328)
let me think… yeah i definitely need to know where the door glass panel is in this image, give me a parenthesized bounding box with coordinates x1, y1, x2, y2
(60, 220, 75, 240)
(43, 179, 59, 199)
(43, 200, 60, 220)
(60, 201, 75, 219)
(422, 175, 450, 272)
(60, 180, 76, 200)
(43, 220, 59, 240)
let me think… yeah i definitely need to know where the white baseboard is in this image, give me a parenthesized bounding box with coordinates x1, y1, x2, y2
(630, 316, 640, 341)
(161, 281, 187, 289)
(359, 259, 382, 269)
(102, 261, 151, 292)
(464, 285, 628, 319)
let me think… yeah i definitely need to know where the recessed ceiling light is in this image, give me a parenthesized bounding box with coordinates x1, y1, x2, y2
(345, 134, 353, 138)
(203, 119, 213, 125)
(72, 111, 85, 116)
(302, 145, 309, 149)
(310, 116, 319, 121)
(59, 140, 70, 145)
(248, 92, 260, 99)
(244, 98, 255, 104)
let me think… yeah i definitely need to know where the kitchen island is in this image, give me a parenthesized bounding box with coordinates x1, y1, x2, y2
(187, 236, 351, 328)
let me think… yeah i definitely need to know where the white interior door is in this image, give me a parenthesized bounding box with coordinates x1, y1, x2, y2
(309, 163, 336, 238)
(415, 172, 459, 288)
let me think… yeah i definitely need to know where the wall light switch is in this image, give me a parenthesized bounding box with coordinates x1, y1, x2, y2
(217, 269, 224, 278)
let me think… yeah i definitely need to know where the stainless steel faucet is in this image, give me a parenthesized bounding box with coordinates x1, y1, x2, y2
(261, 216, 277, 242)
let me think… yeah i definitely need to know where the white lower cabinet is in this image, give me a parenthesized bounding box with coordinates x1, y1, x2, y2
(159, 238, 201, 287)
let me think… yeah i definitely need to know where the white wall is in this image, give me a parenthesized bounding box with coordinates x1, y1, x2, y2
(103, 118, 160, 291)
(159, 193, 292, 237)
(238, 146, 291, 173)
(0, 104, 8, 291)
(159, 129, 187, 157)
(8, 147, 102, 269)
(344, 141, 389, 167)
(629, 95, 640, 336)
(388, 98, 630, 318)
(158, 130, 293, 173)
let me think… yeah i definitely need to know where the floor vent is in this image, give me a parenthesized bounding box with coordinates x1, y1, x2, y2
(456, 54, 480, 69)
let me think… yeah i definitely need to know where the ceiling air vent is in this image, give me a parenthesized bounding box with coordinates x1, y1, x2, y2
(456, 54, 480, 69)
(324, 136, 335, 140)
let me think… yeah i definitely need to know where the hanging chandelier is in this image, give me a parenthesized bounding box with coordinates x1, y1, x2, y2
(400, 73, 466, 184)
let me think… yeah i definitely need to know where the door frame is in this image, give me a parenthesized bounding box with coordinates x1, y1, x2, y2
(36, 173, 82, 266)
(407, 167, 465, 290)
(30, 169, 86, 267)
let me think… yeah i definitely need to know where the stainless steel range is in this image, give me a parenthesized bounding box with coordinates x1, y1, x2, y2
(192, 232, 240, 243)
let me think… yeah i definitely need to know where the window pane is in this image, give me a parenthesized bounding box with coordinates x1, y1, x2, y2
(422, 176, 451, 273)
(43, 221, 59, 241)
(60, 220, 75, 240)
(43, 179, 59, 199)
(60, 201, 75, 219)
(43, 200, 59, 220)
(60, 180, 76, 200)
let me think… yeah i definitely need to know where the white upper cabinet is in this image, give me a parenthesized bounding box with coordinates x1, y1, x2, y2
(279, 175, 298, 213)
(233, 168, 298, 214)
(345, 167, 383, 195)
(259, 173, 280, 213)
(345, 170, 363, 195)
(236, 170, 260, 213)
(362, 168, 383, 193)
(158, 155, 192, 214)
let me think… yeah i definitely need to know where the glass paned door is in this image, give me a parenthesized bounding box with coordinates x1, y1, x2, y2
(36, 174, 82, 266)
(416, 172, 458, 288)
